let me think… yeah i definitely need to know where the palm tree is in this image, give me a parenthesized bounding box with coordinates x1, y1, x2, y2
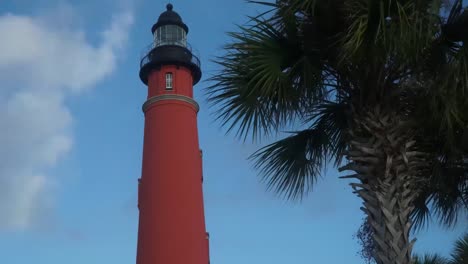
(413, 233, 468, 264)
(207, 0, 468, 264)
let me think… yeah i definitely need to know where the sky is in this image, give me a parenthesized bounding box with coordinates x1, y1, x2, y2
(0, 0, 466, 263)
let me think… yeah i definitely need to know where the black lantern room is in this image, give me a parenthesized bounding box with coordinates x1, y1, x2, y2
(139, 4, 201, 85)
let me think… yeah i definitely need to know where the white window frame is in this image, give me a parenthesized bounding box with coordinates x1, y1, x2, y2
(165, 72, 173, 90)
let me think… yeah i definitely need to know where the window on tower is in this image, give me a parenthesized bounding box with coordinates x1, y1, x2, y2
(165, 72, 173, 90)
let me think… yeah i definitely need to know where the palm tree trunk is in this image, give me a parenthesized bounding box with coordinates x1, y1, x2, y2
(340, 107, 425, 264)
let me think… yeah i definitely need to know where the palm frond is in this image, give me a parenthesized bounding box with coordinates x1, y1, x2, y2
(414, 233, 468, 264)
(340, 0, 440, 69)
(412, 188, 433, 230)
(276, 0, 319, 15)
(430, 161, 468, 227)
(207, 16, 327, 140)
(412, 254, 450, 264)
(250, 128, 330, 200)
(443, 0, 468, 42)
(450, 233, 468, 264)
(411, 107, 468, 229)
(245, 1, 278, 21)
(412, 154, 468, 229)
(427, 0, 468, 104)
(307, 100, 350, 165)
(250, 99, 349, 200)
(246, 1, 278, 8)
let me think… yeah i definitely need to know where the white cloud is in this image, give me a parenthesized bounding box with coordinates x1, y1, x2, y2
(0, 6, 133, 231)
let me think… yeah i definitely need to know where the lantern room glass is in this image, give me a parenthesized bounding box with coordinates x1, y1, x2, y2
(154, 25, 187, 47)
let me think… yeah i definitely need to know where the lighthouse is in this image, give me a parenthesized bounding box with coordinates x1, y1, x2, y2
(136, 4, 209, 264)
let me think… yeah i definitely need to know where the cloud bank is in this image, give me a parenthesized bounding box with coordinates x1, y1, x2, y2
(0, 6, 133, 231)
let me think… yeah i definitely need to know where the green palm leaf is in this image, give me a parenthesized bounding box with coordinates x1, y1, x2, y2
(415, 233, 468, 264)
(207, 16, 327, 140)
(412, 254, 450, 264)
(249, 100, 349, 200)
(251, 128, 332, 200)
(450, 233, 468, 264)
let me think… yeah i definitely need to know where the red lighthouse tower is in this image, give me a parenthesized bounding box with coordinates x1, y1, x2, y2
(136, 4, 208, 264)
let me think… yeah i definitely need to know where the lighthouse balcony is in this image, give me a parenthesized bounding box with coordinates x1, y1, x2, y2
(139, 42, 201, 85)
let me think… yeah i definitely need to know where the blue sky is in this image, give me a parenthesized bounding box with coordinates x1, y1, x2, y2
(0, 1, 466, 264)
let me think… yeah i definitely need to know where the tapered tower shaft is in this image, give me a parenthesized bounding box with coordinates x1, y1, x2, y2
(136, 4, 208, 264)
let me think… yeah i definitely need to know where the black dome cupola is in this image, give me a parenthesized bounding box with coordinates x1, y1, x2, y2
(139, 3, 201, 85)
(151, 4, 188, 35)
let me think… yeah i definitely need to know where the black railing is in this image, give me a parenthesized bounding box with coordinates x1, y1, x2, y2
(139, 41, 201, 70)
(139, 41, 202, 85)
